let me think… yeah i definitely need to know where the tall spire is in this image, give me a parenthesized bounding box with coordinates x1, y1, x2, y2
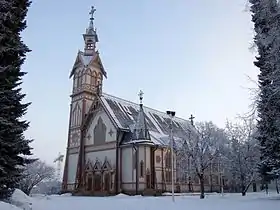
(132, 90, 151, 140)
(83, 6, 98, 55)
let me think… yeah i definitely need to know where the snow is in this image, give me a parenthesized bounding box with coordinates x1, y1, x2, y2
(0, 202, 22, 210)
(2, 190, 279, 210)
(28, 192, 280, 210)
(10, 189, 32, 210)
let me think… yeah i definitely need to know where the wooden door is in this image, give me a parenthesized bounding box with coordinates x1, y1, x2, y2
(104, 173, 110, 192)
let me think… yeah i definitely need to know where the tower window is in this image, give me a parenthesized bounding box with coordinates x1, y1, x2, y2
(86, 40, 94, 50)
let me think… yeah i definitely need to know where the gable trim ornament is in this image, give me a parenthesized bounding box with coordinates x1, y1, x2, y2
(102, 157, 112, 171)
(93, 159, 102, 171)
(85, 160, 93, 171)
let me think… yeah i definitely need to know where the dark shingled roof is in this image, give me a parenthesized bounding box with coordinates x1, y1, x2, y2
(100, 93, 195, 146)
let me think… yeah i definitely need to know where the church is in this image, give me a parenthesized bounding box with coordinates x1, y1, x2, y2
(62, 6, 202, 195)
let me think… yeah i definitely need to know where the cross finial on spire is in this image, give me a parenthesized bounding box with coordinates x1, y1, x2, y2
(138, 90, 144, 105)
(89, 6, 96, 21)
(189, 114, 195, 126)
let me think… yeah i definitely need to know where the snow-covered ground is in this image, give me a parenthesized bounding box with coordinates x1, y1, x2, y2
(1, 190, 279, 210)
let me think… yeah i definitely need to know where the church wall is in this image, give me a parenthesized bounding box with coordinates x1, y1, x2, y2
(85, 109, 117, 146)
(67, 153, 79, 189)
(121, 147, 133, 191)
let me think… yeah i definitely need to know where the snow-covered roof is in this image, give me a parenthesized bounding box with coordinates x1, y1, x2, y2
(100, 93, 196, 146)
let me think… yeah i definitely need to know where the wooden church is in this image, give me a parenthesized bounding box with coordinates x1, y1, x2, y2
(62, 6, 196, 195)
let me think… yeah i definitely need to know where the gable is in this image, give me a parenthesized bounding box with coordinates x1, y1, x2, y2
(69, 52, 83, 78)
(102, 157, 112, 170)
(84, 98, 117, 146)
(93, 159, 102, 171)
(89, 52, 107, 78)
(85, 160, 93, 171)
(69, 51, 97, 78)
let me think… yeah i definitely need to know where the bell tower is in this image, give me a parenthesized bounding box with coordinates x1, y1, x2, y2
(63, 6, 107, 191)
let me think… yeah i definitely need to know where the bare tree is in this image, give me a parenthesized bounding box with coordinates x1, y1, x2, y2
(18, 160, 55, 195)
(225, 117, 260, 196)
(180, 121, 225, 199)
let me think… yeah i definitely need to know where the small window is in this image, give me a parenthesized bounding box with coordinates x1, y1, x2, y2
(140, 161, 144, 177)
(133, 150, 137, 169)
(156, 155, 161, 163)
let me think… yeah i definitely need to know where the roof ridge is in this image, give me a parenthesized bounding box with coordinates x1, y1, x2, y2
(102, 92, 191, 123)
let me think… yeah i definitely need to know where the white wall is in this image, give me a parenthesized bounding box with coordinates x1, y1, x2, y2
(121, 147, 132, 183)
(85, 109, 117, 146)
(85, 149, 116, 168)
(67, 153, 79, 184)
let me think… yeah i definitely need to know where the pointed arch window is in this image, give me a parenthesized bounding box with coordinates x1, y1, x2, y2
(77, 71, 83, 87)
(91, 71, 97, 86)
(95, 72, 102, 87)
(132, 149, 137, 169)
(165, 151, 172, 169)
(140, 160, 144, 177)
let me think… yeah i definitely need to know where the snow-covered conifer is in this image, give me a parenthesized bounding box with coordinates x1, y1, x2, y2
(0, 0, 34, 200)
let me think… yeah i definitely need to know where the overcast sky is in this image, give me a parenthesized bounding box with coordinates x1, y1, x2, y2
(21, 0, 257, 164)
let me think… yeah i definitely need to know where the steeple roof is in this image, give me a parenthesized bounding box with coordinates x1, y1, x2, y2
(83, 6, 98, 56)
(131, 90, 151, 141)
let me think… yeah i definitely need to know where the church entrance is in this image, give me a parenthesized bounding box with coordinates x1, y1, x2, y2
(86, 174, 93, 191)
(104, 173, 110, 191)
(94, 173, 102, 191)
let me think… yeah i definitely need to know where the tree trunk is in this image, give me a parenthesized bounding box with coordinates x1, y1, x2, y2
(199, 174, 205, 199)
(242, 181, 252, 196)
(241, 174, 246, 196)
(276, 179, 279, 194)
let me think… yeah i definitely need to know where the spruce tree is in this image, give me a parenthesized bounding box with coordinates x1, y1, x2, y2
(250, 0, 280, 178)
(0, 0, 34, 200)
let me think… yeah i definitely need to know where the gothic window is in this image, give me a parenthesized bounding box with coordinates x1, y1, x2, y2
(72, 104, 82, 127)
(165, 171, 172, 182)
(140, 160, 144, 177)
(94, 117, 107, 145)
(96, 73, 102, 87)
(165, 151, 172, 169)
(132, 149, 137, 169)
(91, 71, 97, 86)
(156, 155, 161, 163)
(77, 73, 81, 87)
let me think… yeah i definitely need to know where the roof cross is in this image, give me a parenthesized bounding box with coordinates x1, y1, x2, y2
(89, 6, 96, 21)
(138, 90, 144, 105)
(189, 114, 195, 126)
